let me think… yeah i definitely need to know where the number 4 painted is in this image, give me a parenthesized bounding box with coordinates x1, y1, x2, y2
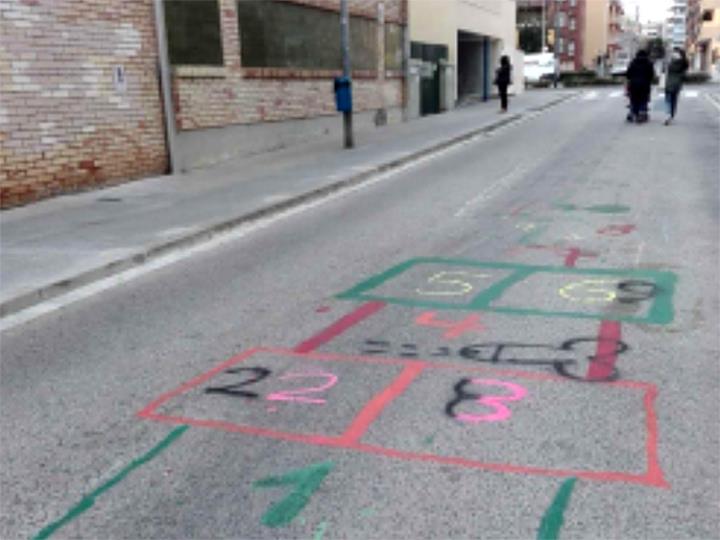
(416, 311, 485, 339)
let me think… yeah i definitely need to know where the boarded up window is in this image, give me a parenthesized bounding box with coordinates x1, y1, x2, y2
(385, 23, 403, 71)
(236, 0, 378, 70)
(165, 0, 224, 65)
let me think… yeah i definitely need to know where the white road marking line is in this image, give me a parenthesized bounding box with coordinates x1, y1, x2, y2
(684, 90, 699, 98)
(2, 96, 579, 332)
(609, 90, 623, 98)
(634, 241, 646, 268)
(582, 90, 599, 101)
(454, 164, 528, 217)
(703, 93, 720, 112)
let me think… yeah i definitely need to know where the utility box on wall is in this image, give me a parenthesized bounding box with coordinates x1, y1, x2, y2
(406, 58, 422, 119)
(439, 60, 455, 111)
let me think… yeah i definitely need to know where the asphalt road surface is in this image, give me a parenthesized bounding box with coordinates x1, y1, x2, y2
(2, 90, 719, 540)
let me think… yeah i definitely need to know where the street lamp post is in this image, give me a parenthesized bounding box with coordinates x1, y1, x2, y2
(340, 0, 354, 148)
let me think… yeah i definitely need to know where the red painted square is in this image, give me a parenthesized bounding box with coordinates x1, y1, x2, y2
(138, 348, 667, 488)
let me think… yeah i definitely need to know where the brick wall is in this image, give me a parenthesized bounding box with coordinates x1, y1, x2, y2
(173, 0, 405, 132)
(0, 0, 168, 208)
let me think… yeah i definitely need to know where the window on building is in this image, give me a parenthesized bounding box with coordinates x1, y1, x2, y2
(556, 12, 567, 27)
(570, 17, 576, 30)
(385, 23, 404, 71)
(164, 0, 224, 66)
(236, 0, 378, 70)
(568, 40, 575, 55)
(570, 0, 577, 7)
(702, 9, 713, 21)
(557, 37, 565, 53)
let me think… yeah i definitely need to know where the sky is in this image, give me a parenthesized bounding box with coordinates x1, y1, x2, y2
(621, 0, 671, 24)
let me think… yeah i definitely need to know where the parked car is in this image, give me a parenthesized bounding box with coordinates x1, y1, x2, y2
(524, 52, 556, 83)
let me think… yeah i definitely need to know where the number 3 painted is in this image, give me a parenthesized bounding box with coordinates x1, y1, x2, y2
(454, 378, 527, 423)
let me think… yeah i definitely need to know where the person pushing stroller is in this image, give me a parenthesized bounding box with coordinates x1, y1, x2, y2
(625, 50, 655, 123)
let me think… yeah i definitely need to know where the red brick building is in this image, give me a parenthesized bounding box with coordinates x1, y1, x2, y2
(0, 0, 407, 208)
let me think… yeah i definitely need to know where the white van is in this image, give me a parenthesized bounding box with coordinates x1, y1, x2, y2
(524, 52, 556, 83)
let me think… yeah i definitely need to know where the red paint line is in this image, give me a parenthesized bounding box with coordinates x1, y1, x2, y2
(643, 385, 670, 488)
(138, 347, 653, 420)
(338, 362, 425, 445)
(293, 301, 386, 353)
(138, 347, 665, 488)
(143, 411, 667, 487)
(136, 347, 263, 418)
(564, 247, 582, 268)
(586, 320, 622, 382)
(350, 443, 667, 488)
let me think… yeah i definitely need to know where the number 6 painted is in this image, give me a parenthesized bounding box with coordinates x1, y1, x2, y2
(456, 379, 527, 423)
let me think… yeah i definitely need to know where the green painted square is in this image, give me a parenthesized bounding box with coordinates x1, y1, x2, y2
(336, 257, 676, 325)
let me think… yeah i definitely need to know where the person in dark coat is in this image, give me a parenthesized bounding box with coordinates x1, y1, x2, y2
(625, 50, 655, 123)
(495, 56, 512, 113)
(664, 47, 689, 125)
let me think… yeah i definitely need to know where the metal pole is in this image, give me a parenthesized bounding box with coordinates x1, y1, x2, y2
(152, 0, 179, 173)
(541, 0, 546, 52)
(340, 0, 354, 148)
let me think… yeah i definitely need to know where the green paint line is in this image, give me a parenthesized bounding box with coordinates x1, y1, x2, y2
(584, 204, 630, 214)
(518, 224, 550, 245)
(336, 258, 676, 324)
(422, 434, 435, 446)
(313, 520, 329, 540)
(33, 425, 189, 540)
(254, 461, 334, 528)
(360, 507, 376, 518)
(537, 477, 577, 540)
(470, 267, 535, 307)
(336, 258, 419, 299)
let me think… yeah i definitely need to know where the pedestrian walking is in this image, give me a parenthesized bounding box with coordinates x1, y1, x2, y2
(495, 56, 512, 113)
(625, 50, 655, 123)
(664, 48, 689, 125)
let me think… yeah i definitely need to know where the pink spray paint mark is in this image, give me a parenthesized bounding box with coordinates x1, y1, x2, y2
(266, 370, 339, 404)
(456, 379, 528, 423)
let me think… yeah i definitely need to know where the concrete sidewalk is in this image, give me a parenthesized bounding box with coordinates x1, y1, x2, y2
(0, 89, 576, 319)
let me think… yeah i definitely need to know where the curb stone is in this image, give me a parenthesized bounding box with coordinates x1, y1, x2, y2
(0, 93, 578, 320)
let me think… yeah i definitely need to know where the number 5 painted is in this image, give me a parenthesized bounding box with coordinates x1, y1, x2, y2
(455, 378, 527, 423)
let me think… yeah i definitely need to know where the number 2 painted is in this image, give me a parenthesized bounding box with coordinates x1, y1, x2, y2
(448, 378, 527, 423)
(266, 370, 338, 404)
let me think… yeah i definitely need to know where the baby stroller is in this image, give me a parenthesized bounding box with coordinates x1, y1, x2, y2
(625, 83, 650, 123)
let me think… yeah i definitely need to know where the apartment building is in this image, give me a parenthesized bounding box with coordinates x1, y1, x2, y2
(667, 0, 688, 50)
(516, 0, 610, 71)
(607, 0, 625, 66)
(693, 0, 720, 77)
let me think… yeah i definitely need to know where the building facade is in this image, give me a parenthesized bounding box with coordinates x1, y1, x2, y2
(409, 0, 521, 113)
(0, 0, 407, 208)
(607, 0, 624, 65)
(667, 0, 689, 50)
(0, 0, 168, 208)
(170, 0, 406, 170)
(692, 0, 720, 77)
(516, 0, 611, 71)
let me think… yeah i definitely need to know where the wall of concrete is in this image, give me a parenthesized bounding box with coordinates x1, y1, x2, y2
(583, 0, 609, 69)
(409, 0, 522, 103)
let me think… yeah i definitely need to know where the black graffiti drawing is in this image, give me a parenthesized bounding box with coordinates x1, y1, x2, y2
(616, 279, 659, 304)
(445, 378, 482, 420)
(361, 337, 629, 382)
(204, 366, 272, 398)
